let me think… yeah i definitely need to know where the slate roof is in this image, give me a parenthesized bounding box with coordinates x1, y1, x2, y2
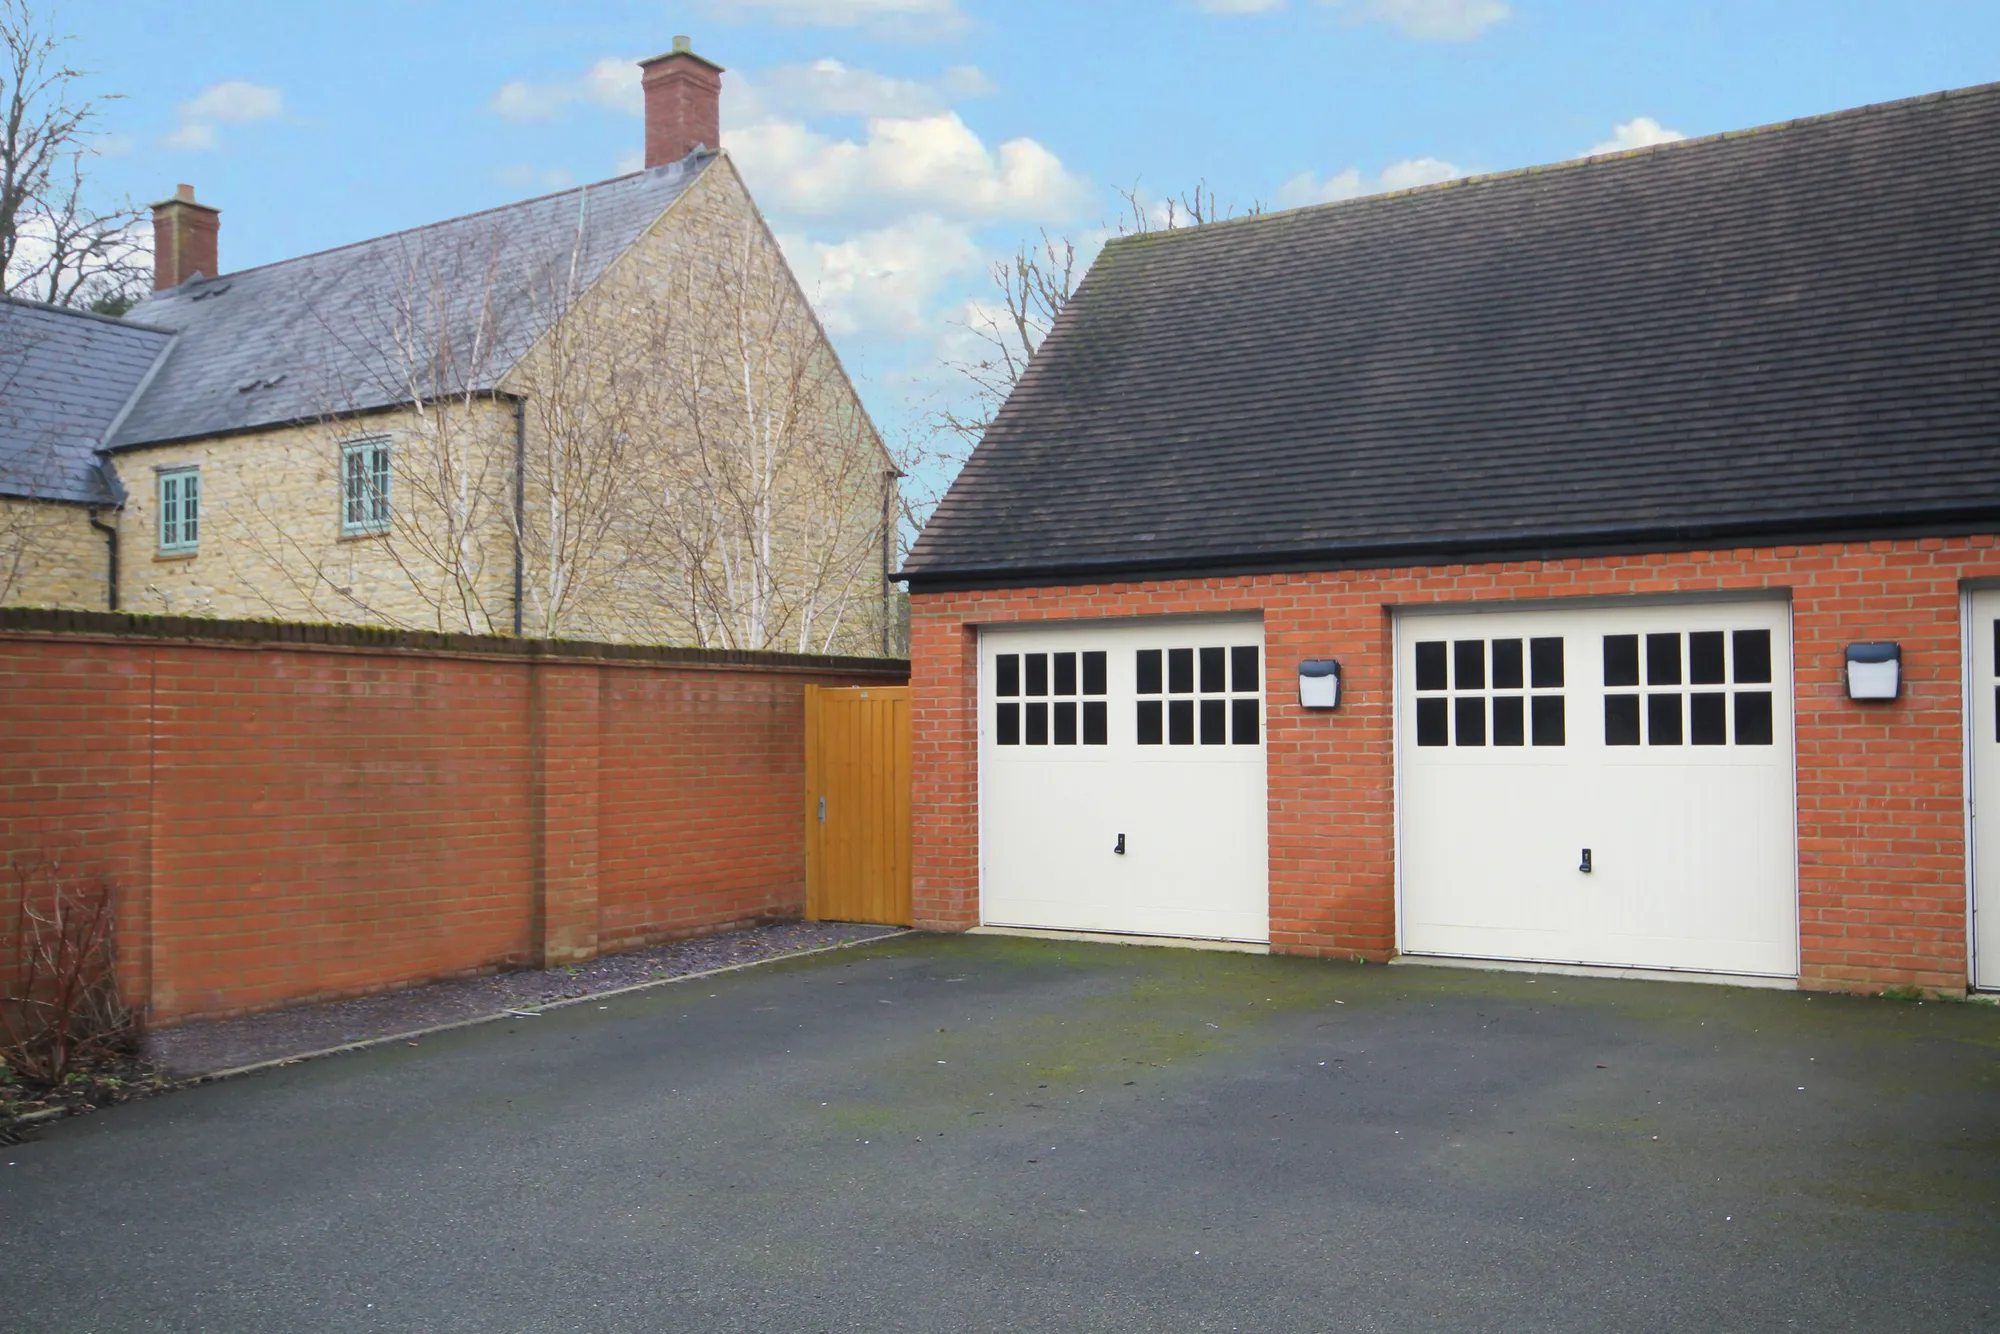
(107, 153, 716, 450)
(0, 299, 172, 504)
(903, 83, 2000, 591)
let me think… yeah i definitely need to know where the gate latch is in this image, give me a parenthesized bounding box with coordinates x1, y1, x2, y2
(1114, 833, 1126, 856)
(1579, 848, 1592, 874)
(818, 796, 827, 824)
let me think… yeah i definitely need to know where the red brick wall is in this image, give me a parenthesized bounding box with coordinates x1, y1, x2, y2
(0, 612, 903, 1026)
(910, 536, 2000, 993)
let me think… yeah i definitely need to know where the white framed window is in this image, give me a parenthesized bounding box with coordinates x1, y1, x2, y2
(158, 467, 200, 554)
(341, 438, 391, 535)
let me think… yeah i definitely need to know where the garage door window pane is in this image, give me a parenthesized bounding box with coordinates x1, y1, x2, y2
(1053, 653, 1077, 696)
(1200, 647, 1227, 693)
(1137, 650, 1163, 695)
(1646, 634, 1682, 686)
(1137, 700, 1164, 745)
(1231, 646, 1259, 692)
(1168, 649, 1195, 694)
(997, 703, 1020, 745)
(1168, 699, 1195, 745)
(1690, 692, 1726, 745)
(1492, 695, 1525, 746)
(1082, 652, 1107, 696)
(1454, 640, 1485, 691)
(1604, 635, 1640, 688)
(1689, 632, 1726, 685)
(1416, 697, 1448, 747)
(1735, 691, 1774, 745)
(1530, 637, 1564, 688)
(1083, 701, 1108, 745)
(1026, 703, 1049, 745)
(1605, 693, 1640, 745)
(996, 655, 1020, 696)
(1648, 693, 1683, 745)
(1454, 696, 1486, 746)
(1415, 641, 1448, 692)
(1232, 698, 1259, 745)
(1492, 639, 1524, 690)
(1733, 630, 1772, 684)
(1026, 654, 1049, 696)
(1200, 698, 1227, 744)
(1531, 695, 1566, 746)
(1054, 701, 1078, 745)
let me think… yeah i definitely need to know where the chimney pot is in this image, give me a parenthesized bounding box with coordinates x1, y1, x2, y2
(151, 185, 221, 290)
(639, 40, 724, 170)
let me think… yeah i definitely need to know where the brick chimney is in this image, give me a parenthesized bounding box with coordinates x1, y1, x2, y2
(151, 184, 220, 290)
(639, 37, 724, 169)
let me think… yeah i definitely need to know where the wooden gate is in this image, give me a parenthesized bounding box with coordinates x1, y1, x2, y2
(804, 685, 912, 926)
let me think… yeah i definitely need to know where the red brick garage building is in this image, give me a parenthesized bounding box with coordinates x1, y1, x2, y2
(901, 84, 2000, 995)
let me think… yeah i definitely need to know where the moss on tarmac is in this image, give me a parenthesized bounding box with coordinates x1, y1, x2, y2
(4, 934, 1998, 1331)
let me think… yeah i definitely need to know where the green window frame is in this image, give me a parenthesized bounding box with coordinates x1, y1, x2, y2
(158, 467, 200, 554)
(341, 439, 391, 535)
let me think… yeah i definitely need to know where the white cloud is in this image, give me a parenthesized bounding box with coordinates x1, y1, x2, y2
(490, 57, 641, 122)
(703, 0, 969, 40)
(1334, 0, 1511, 40)
(727, 111, 1089, 224)
(1275, 155, 1465, 207)
(1191, 0, 1288, 11)
(496, 164, 577, 190)
(780, 214, 984, 336)
(1585, 117, 1687, 157)
(751, 58, 992, 120)
(165, 80, 284, 151)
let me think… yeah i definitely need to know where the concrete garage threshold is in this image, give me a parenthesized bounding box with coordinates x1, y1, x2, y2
(3, 933, 1998, 1332)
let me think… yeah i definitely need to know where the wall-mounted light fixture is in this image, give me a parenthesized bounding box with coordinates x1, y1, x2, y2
(1845, 642, 1901, 701)
(1299, 659, 1341, 710)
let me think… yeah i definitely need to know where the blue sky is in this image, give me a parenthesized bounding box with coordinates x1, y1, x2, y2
(72, 0, 2000, 443)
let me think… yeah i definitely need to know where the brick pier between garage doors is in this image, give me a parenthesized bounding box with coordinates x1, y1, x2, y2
(0, 609, 907, 1028)
(908, 537, 2000, 996)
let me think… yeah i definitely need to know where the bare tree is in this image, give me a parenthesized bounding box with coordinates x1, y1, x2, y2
(0, 1, 145, 313)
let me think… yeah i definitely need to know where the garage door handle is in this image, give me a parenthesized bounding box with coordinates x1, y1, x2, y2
(1114, 833, 1126, 856)
(1579, 848, 1592, 874)
(818, 796, 827, 824)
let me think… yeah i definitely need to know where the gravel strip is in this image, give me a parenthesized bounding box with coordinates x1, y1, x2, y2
(142, 921, 905, 1079)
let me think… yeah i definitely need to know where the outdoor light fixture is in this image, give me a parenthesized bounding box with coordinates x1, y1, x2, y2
(1845, 642, 1901, 701)
(1299, 659, 1342, 709)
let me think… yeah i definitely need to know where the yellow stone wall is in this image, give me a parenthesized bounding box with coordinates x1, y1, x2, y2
(0, 497, 111, 609)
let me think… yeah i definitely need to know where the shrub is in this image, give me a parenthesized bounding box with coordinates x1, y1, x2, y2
(0, 855, 131, 1084)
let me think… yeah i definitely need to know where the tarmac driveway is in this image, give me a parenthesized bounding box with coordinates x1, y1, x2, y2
(3, 934, 1998, 1332)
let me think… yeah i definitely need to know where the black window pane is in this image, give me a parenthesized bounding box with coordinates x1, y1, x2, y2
(1082, 652, 1107, 696)
(1199, 647, 1227, 693)
(1231, 646, 1259, 693)
(1415, 641, 1447, 692)
(1491, 639, 1524, 690)
(1733, 630, 1772, 685)
(1690, 692, 1727, 745)
(1604, 635, 1640, 688)
(1026, 703, 1049, 745)
(1492, 695, 1525, 746)
(1689, 632, 1726, 685)
(1416, 698, 1449, 747)
(1168, 648, 1195, 694)
(1454, 640, 1485, 691)
(996, 655, 1020, 697)
(1605, 694, 1640, 745)
(1736, 691, 1774, 745)
(1054, 701, 1078, 745)
(1530, 637, 1565, 689)
(1648, 693, 1683, 745)
(1454, 696, 1486, 747)
(1168, 699, 1195, 745)
(1994, 621, 2000, 679)
(1200, 698, 1227, 744)
(1232, 697, 1259, 745)
(1053, 653, 1077, 696)
(1136, 650, 1163, 695)
(1083, 701, 1108, 745)
(1137, 700, 1163, 745)
(1531, 695, 1566, 746)
(1026, 654, 1049, 696)
(996, 703, 1020, 745)
(1646, 634, 1682, 686)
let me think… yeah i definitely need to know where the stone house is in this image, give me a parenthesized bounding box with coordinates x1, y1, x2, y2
(0, 40, 899, 655)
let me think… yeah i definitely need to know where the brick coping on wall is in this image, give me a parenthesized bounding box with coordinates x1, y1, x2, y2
(0, 606, 909, 677)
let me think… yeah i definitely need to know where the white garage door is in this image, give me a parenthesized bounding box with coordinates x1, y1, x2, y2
(1968, 590, 2000, 989)
(1398, 600, 1797, 978)
(981, 619, 1268, 942)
